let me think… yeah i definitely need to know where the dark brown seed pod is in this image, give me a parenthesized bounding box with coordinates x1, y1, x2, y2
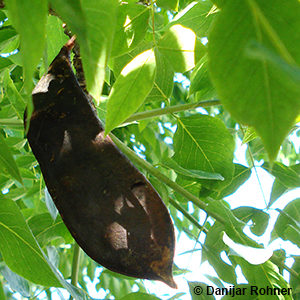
(24, 39, 176, 288)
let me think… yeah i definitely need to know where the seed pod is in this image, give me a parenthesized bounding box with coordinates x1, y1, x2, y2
(24, 40, 176, 288)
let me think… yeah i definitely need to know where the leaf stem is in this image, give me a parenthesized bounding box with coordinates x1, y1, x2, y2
(109, 133, 226, 224)
(125, 99, 221, 123)
(169, 198, 208, 233)
(69, 243, 81, 300)
(0, 279, 6, 300)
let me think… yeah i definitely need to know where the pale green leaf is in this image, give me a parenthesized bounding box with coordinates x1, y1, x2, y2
(163, 156, 224, 180)
(171, 1, 216, 37)
(158, 24, 197, 73)
(80, 0, 118, 102)
(233, 259, 293, 300)
(0, 265, 30, 298)
(50, 0, 118, 102)
(0, 27, 19, 54)
(1, 69, 26, 119)
(189, 54, 216, 100)
(45, 15, 69, 68)
(112, 4, 150, 57)
(145, 47, 174, 103)
(173, 115, 234, 191)
(0, 196, 61, 287)
(0, 133, 22, 184)
(242, 127, 258, 144)
(262, 162, 300, 188)
(188, 282, 214, 300)
(6, 0, 47, 92)
(157, 0, 179, 11)
(120, 292, 160, 300)
(211, 163, 251, 199)
(208, 0, 300, 161)
(233, 206, 269, 236)
(223, 232, 273, 265)
(105, 49, 156, 133)
(273, 198, 300, 246)
(203, 245, 237, 283)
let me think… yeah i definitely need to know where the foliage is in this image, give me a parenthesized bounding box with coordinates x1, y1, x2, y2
(0, 0, 299, 299)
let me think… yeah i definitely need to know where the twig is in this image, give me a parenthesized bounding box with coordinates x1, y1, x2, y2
(169, 198, 208, 233)
(69, 243, 81, 300)
(0, 279, 6, 300)
(124, 99, 221, 123)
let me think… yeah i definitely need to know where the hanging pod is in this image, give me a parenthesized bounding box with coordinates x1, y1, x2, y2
(24, 39, 176, 288)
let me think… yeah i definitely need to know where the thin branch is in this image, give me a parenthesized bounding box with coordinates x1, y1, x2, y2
(169, 198, 208, 233)
(0, 279, 6, 300)
(69, 243, 81, 300)
(125, 99, 221, 123)
(109, 133, 226, 224)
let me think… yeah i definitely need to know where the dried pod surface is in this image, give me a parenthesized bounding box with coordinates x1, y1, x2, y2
(25, 43, 176, 288)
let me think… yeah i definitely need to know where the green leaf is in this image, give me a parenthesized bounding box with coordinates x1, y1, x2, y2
(273, 198, 300, 247)
(208, 0, 300, 161)
(207, 200, 258, 248)
(45, 187, 58, 220)
(112, 4, 150, 57)
(233, 206, 269, 236)
(158, 24, 197, 73)
(105, 48, 156, 133)
(0, 57, 14, 73)
(290, 257, 300, 299)
(0, 265, 30, 298)
(223, 232, 273, 265)
(173, 115, 234, 191)
(262, 162, 300, 189)
(212, 163, 251, 199)
(233, 259, 293, 300)
(0, 133, 22, 184)
(45, 15, 69, 68)
(120, 292, 160, 300)
(50, 0, 118, 102)
(6, 0, 47, 92)
(145, 48, 174, 103)
(203, 245, 237, 284)
(157, 0, 179, 11)
(0, 27, 19, 53)
(189, 54, 216, 99)
(242, 127, 258, 144)
(188, 281, 214, 300)
(0, 196, 61, 287)
(170, 1, 216, 37)
(267, 163, 300, 207)
(98, 270, 139, 299)
(80, 0, 118, 101)
(163, 156, 224, 180)
(1, 69, 26, 119)
(28, 213, 73, 247)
